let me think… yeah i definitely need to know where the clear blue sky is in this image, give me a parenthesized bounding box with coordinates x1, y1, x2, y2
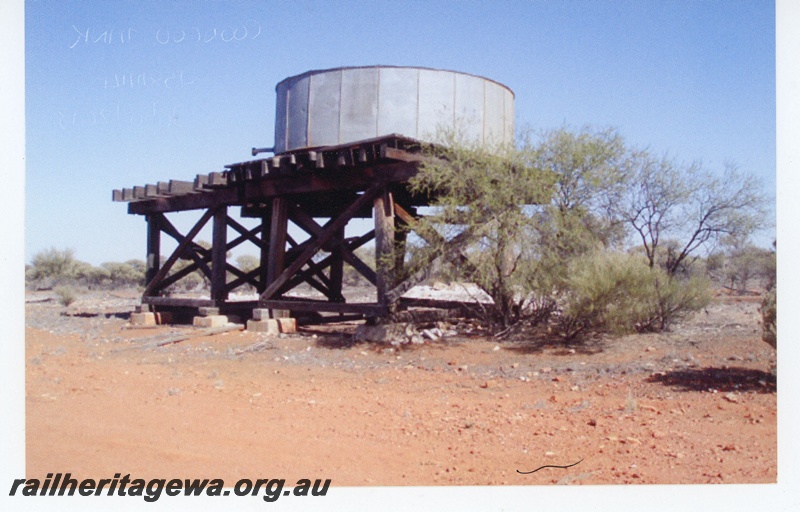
(24, 0, 776, 266)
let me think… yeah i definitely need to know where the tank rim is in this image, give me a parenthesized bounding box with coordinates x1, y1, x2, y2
(274, 65, 514, 98)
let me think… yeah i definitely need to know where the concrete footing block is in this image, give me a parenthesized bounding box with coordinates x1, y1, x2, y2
(252, 308, 271, 321)
(252, 308, 291, 321)
(130, 312, 156, 326)
(193, 315, 229, 328)
(277, 317, 297, 334)
(246, 319, 280, 334)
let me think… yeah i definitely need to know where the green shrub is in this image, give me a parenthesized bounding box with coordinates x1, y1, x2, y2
(101, 261, 145, 287)
(643, 270, 712, 332)
(54, 286, 77, 307)
(27, 247, 80, 287)
(556, 251, 654, 339)
(555, 251, 711, 340)
(761, 286, 776, 349)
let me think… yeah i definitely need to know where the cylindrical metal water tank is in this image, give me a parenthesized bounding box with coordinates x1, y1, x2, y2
(274, 66, 514, 154)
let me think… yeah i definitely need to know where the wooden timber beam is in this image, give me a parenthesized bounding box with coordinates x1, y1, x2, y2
(143, 208, 215, 297)
(145, 214, 161, 284)
(210, 206, 228, 301)
(286, 204, 378, 286)
(156, 215, 214, 281)
(328, 226, 345, 302)
(127, 161, 419, 215)
(374, 189, 396, 306)
(259, 181, 385, 302)
(224, 267, 262, 294)
(259, 299, 386, 316)
(226, 216, 268, 253)
(266, 197, 288, 291)
(278, 229, 376, 298)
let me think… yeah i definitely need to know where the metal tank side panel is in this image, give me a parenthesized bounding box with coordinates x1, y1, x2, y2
(417, 69, 456, 143)
(273, 66, 514, 152)
(274, 83, 289, 154)
(483, 81, 508, 146)
(340, 68, 380, 144)
(287, 75, 310, 151)
(308, 69, 342, 147)
(503, 87, 515, 144)
(454, 72, 485, 144)
(377, 67, 419, 139)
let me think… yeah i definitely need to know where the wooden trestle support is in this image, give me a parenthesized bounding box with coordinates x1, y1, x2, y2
(113, 135, 448, 323)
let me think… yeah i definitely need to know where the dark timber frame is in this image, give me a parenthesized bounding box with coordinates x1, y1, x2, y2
(114, 135, 447, 322)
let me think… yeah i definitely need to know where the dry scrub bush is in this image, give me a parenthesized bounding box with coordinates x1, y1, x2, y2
(556, 251, 711, 340)
(761, 286, 776, 349)
(54, 286, 77, 307)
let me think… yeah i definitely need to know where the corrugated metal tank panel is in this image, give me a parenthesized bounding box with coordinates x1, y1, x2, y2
(274, 66, 514, 153)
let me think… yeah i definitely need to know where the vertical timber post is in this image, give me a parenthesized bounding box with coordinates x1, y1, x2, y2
(210, 206, 228, 303)
(329, 226, 345, 302)
(266, 197, 289, 317)
(145, 214, 161, 289)
(394, 224, 407, 280)
(374, 188, 395, 307)
(259, 213, 271, 293)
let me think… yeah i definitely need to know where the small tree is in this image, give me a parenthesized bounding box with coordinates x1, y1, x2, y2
(720, 236, 775, 292)
(408, 127, 631, 330)
(101, 261, 146, 288)
(408, 133, 554, 329)
(27, 247, 80, 286)
(617, 155, 768, 276)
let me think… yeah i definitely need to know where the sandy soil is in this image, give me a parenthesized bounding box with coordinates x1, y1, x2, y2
(25, 289, 776, 486)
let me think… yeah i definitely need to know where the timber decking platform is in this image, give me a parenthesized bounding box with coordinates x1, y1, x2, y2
(113, 135, 463, 322)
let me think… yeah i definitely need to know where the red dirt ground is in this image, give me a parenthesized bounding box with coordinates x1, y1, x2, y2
(25, 291, 776, 486)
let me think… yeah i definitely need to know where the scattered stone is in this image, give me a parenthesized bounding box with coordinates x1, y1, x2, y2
(422, 329, 440, 340)
(588, 419, 597, 427)
(723, 393, 739, 403)
(354, 323, 407, 343)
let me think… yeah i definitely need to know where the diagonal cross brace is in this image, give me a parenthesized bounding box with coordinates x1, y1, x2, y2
(287, 204, 378, 286)
(143, 208, 215, 297)
(260, 182, 385, 301)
